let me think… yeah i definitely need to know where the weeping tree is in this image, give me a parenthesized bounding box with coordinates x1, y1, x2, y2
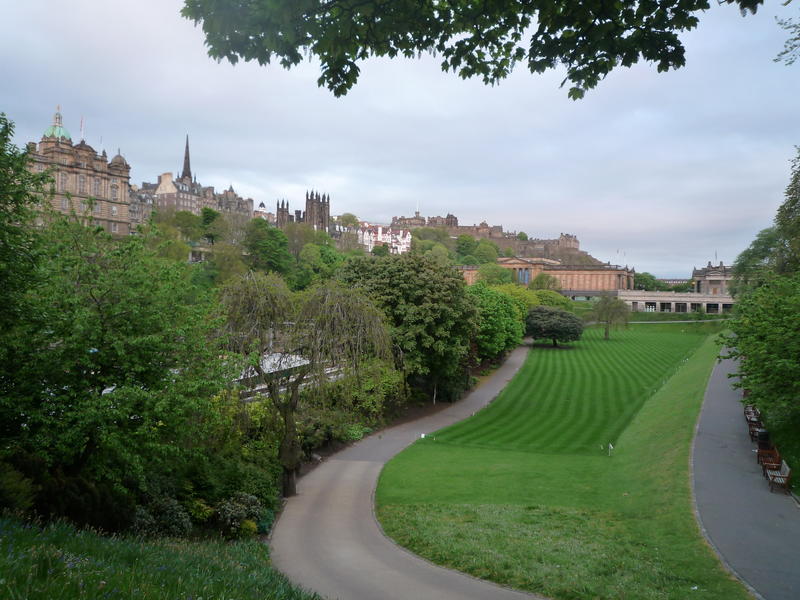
(221, 271, 391, 496)
(588, 295, 630, 340)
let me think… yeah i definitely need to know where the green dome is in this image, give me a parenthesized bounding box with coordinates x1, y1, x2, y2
(43, 108, 71, 141)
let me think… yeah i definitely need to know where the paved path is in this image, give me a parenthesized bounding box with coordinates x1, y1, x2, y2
(270, 344, 544, 600)
(693, 357, 800, 600)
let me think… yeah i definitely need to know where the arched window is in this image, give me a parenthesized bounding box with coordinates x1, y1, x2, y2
(111, 184, 118, 201)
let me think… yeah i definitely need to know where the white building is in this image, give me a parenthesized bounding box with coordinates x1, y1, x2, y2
(357, 225, 412, 254)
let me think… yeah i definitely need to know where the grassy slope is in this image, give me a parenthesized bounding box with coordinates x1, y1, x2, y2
(0, 517, 320, 600)
(377, 325, 749, 600)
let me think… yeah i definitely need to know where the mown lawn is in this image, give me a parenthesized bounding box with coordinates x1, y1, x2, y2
(377, 324, 749, 600)
(0, 517, 320, 600)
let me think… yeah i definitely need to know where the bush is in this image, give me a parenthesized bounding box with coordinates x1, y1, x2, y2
(0, 462, 36, 513)
(216, 492, 264, 539)
(133, 496, 193, 538)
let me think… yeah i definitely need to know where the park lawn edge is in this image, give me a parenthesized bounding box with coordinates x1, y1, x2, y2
(376, 330, 751, 600)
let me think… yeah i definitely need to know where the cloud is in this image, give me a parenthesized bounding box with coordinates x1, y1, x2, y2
(2, 0, 797, 278)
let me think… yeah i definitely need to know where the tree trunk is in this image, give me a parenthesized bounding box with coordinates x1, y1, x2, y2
(282, 467, 297, 497)
(552, 338, 558, 347)
(604, 323, 610, 340)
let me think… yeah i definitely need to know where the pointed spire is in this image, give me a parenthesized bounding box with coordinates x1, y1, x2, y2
(181, 134, 192, 180)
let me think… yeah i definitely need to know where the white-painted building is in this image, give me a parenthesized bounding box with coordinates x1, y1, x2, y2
(357, 225, 412, 254)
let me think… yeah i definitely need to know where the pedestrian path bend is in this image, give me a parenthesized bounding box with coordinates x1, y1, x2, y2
(693, 357, 800, 600)
(270, 344, 544, 600)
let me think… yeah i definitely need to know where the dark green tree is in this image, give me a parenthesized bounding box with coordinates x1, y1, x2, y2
(587, 295, 630, 340)
(526, 306, 584, 347)
(634, 271, 668, 291)
(182, 0, 762, 99)
(773, 147, 800, 275)
(516, 232, 528, 241)
(473, 239, 500, 264)
(732, 227, 781, 294)
(0, 216, 230, 527)
(0, 113, 50, 332)
(243, 218, 293, 275)
(371, 244, 390, 257)
(339, 253, 477, 400)
(455, 234, 478, 258)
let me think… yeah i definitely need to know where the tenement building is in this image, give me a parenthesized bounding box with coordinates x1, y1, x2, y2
(139, 136, 254, 222)
(28, 107, 132, 236)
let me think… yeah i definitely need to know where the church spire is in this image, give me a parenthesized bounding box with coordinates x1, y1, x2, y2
(181, 134, 192, 180)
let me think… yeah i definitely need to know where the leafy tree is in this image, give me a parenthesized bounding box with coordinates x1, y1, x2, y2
(455, 234, 478, 258)
(526, 306, 584, 347)
(725, 273, 800, 426)
(732, 227, 781, 293)
(504, 246, 516, 257)
(182, 0, 762, 99)
(243, 218, 293, 275)
(371, 244, 390, 257)
(634, 271, 669, 291)
(490, 283, 541, 317)
(775, 16, 800, 66)
(773, 147, 800, 275)
(0, 113, 50, 332)
(473, 239, 499, 264)
(425, 242, 452, 263)
(283, 222, 331, 258)
(460, 254, 479, 266)
(1, 216, 231, 527)
(516, 232, 528, 241)
(339, 253, 477, 401)
(411, 227, 452, 247)
(529, 272, 561, 291)
(669, 281, 693, 293)
(587, 295, 630, 340)
(208, 241, 248, 284)
(477, 263, 513, 285)
(221, 272, 391, 495)
(466, 283, 524, 361)
(201, 207, 226, 244)
(337, 212, 360, 228)
(530, 289, 572, 310)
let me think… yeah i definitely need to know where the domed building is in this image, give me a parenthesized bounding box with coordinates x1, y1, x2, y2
(27, 107, 132, 236)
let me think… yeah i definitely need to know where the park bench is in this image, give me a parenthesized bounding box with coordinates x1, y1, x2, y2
(766, 460, 792, 494)
(758, 448, 781, 476)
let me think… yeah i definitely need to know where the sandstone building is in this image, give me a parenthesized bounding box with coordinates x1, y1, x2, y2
(692, 261, 733, 295)
(28, 108, 132, 236)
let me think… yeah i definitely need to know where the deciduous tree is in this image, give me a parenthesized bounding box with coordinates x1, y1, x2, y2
(588, 295, 630, 340)
(466, 283, 524, 361)
(525, 306, 583, 347)
(182, 0, 762, 99)
(221, 273, 391, 496)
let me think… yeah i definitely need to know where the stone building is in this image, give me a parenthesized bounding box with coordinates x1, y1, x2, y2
(254, 201, 276, 224)
(459, 256, 634, 291)
(140, 136, 253, 222)
(692, 261, 733, 295)
(27, 108, 132, 236)
(276, 191, 331, 231)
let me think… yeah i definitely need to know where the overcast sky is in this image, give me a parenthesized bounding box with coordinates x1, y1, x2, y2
(2, 1, 797, 277)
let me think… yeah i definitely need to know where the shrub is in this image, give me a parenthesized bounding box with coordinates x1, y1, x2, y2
(216, 492, 264, 539)
(0, 463, 36, 513)
(133, 496, 192, 538)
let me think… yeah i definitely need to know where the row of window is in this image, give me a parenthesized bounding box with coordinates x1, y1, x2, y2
(54, 172, 121, 200)
(59, 197, 121, 217)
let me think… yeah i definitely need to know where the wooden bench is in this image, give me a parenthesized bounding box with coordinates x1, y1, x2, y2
(766, 460, 792, 494)
(758, 448, 781, 476)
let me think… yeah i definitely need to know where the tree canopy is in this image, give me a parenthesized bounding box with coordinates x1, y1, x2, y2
(182, 0, 762, 99)
(466, 283, 524, 361)
(588, 295, 630, 340)
(525, 306, 584, 347)
(339, 253, 477, 400)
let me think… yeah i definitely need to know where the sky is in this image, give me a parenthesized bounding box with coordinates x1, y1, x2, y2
(2, 1, 797, 277)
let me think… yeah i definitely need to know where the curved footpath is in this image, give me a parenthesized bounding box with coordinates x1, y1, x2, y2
(693, 357, 800, 600)
(270, 344, 544, 600)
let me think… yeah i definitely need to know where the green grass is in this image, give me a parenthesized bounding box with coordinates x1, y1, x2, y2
(377, 325, 749, 600)
(0, 517, 320, 600)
